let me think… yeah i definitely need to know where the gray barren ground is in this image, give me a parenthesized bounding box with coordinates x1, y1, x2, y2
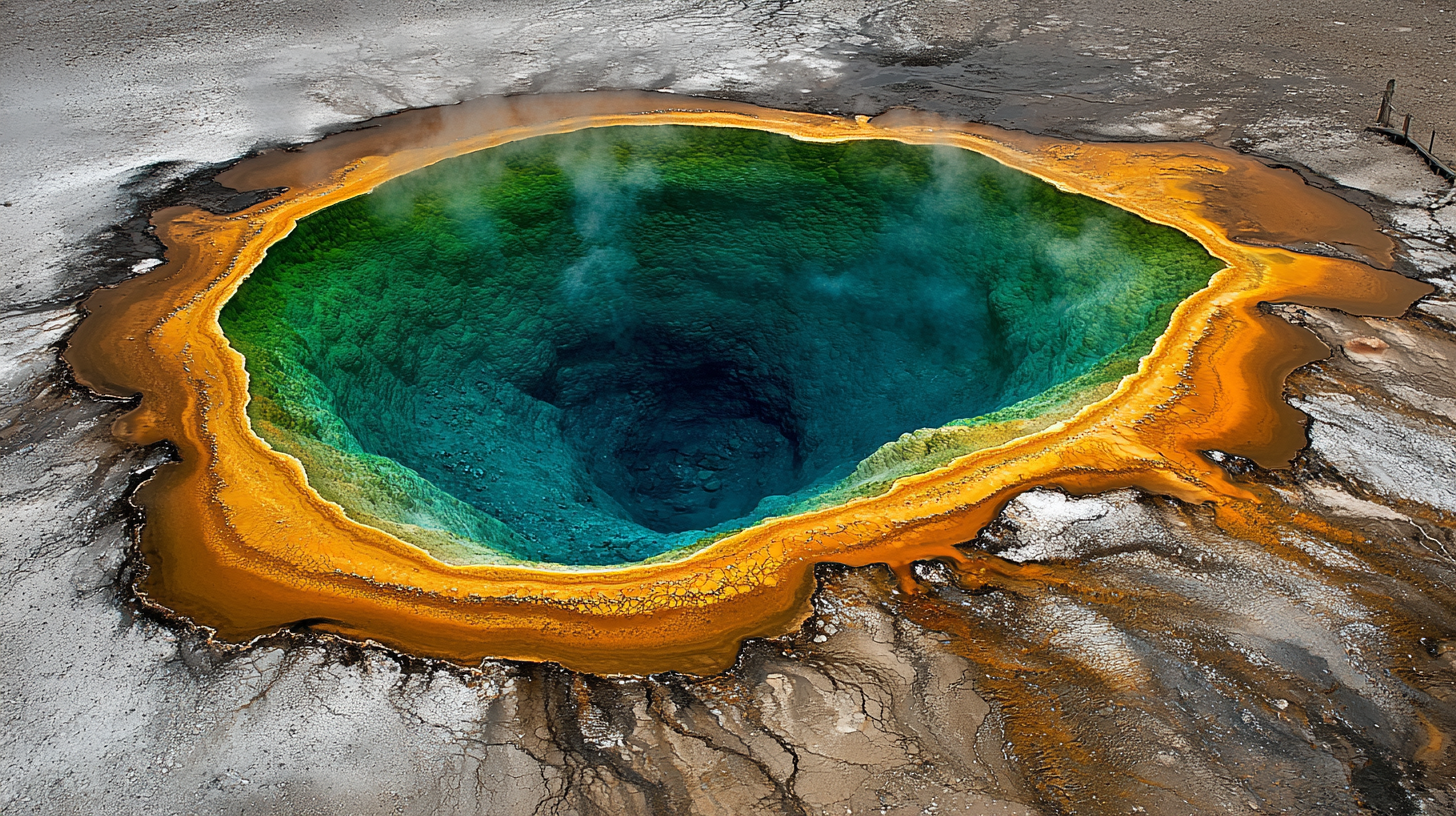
(1, 1, 1455, 815)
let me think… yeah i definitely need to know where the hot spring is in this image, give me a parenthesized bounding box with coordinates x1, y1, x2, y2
(219, 125, 1221, 567)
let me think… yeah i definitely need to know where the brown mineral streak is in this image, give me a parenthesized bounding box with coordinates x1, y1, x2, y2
(64, 91, 1431, 675)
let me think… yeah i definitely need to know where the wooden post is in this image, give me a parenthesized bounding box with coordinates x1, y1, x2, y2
(1431, 131, 1437, 152)
(1403, 114, 1412, 137)
(1378, 79, 1396, 125)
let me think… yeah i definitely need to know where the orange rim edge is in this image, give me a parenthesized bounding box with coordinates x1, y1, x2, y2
(65, 92, 1432, 675)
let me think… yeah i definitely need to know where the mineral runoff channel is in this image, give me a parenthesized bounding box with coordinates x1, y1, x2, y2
(66, 91, 1431, 676)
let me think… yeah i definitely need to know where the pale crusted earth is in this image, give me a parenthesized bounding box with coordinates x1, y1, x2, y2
(2, 1, 1456, 814)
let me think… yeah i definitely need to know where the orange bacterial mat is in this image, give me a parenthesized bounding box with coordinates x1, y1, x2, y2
(65, 92, 1430, 674)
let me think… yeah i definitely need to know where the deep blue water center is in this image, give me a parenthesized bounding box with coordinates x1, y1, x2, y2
(220, 125, 1220, 566)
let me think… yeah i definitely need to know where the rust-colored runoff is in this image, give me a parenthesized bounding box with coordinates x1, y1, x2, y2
(65, 92, 1431, 675)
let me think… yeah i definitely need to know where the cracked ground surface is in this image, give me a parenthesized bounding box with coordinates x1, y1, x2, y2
(3, 1, 1456, 813)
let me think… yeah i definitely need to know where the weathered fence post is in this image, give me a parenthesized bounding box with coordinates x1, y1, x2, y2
(1364, 84, 1455, 183)
(1378, 79, 1397, 125)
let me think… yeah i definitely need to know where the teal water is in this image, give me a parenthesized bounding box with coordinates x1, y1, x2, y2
(220, 125, 1222, 566)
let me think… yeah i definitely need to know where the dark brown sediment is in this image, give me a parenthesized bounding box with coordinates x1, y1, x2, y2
(64, 92, 1432, 675)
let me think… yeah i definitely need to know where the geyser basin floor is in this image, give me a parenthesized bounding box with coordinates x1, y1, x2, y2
(219, 125, 1221, 567)
(66, 92, 1430, 674)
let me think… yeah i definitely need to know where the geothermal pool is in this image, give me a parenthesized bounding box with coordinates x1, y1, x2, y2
(66, 95, 1426, 672)
(220, 125, 1220, 566)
